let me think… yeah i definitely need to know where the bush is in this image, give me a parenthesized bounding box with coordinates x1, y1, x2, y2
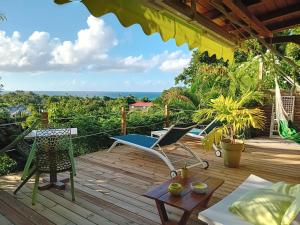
(0, 154, 17, 176)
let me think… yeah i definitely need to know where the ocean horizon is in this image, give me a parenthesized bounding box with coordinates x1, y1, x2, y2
(2, 91, 162, 100)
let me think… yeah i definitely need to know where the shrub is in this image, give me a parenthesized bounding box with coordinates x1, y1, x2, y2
(0, 154, 17, 176)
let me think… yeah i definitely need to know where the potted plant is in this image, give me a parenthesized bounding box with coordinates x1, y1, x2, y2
(193, 92, 265, 168)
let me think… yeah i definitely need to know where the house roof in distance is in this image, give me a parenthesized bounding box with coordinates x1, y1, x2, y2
(129, 102, 153, 107)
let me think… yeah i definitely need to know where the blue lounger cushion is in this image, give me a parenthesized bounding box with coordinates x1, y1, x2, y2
(189, 128, 203, 136)
(113, 134, 158, 148)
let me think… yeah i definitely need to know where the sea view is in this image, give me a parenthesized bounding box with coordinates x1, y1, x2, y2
(2, 91, 162, 100)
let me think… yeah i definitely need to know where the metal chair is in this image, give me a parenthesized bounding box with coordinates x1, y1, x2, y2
(109, 123, 209, 178)
(14, 128, 76, 205)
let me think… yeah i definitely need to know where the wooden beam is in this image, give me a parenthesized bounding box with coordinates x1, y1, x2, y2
(258, 4, 300, 23)
(209, 0, 300, 84)
(267, 18, 300, 32)
(222, 0, 272, 37)
(162, 0, 237, 43)
(264, 35, 300, 45)
(202, 0, 262, 20)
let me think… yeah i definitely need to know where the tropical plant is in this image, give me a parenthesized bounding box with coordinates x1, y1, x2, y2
(0, 13, 6, 21)
(193, 92, 266, 150)
(155, 87, 197, 110)
(0, 77, 3, 92)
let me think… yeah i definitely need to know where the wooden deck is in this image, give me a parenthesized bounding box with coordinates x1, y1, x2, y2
(0, 137, 299, 225)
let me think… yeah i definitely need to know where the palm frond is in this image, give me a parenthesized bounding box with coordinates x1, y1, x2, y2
(0, 14, 6, 21)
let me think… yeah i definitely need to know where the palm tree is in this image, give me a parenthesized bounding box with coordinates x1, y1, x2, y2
(0, 13, 6, 21)
(158, 87, 197, 110)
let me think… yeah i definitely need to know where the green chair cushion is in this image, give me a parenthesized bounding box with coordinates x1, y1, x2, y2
(271, 182, 300, 225)
(229, 188, 295, 225)
(271, 182, 300, 197)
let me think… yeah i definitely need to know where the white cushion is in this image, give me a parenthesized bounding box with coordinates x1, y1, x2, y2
(198, 174, 272, 225)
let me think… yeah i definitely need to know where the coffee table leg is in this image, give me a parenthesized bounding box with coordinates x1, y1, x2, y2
(179, 211, 192, 225)
(155, 200, 169, 224)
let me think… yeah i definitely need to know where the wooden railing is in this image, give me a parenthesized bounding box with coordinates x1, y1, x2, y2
(41, 105, 171, 136)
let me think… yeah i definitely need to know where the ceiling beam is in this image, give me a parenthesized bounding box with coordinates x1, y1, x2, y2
(267, 17, 300, 32)
(209, 0, 300, 85)
(222, 0, 272, 37)
(258, 4, 300, 23)
(264, 35, 300, 45)
(202, 0, 262, 20)
(161, 0, 237, 43)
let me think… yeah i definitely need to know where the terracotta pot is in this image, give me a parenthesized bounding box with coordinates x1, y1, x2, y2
(221, 139, 244, 168)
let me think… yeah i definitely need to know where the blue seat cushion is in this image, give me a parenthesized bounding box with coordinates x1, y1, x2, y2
(113, 134, 158, 148)
(189, 128, 203, 136)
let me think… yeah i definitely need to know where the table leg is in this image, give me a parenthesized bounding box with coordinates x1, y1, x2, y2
(178, 211, 192, 225)
(39, 174, 68, 190)
(155, 200, 169, 224)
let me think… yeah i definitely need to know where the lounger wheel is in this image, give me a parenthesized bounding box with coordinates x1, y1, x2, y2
(170, 170, 178, 178)
(215, 150, 222, 157)
(202, 160, 209, 169)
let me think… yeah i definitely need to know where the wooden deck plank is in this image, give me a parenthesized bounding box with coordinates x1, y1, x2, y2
(72, 163, 185, 220)
(0, 212, 14, 225)
(0, 138, 299, 225)
(0, 189, 56, 225)
(11, 192, 75, 225)
(20, 189, 99, 225)
(51, 188, 142, 225)
(0, 200, 30, 225)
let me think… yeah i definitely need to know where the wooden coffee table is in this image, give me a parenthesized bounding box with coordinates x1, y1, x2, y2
(143, 175, 224, 225)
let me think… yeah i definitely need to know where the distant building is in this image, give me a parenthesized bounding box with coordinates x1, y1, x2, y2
(129, 102, 153, 111)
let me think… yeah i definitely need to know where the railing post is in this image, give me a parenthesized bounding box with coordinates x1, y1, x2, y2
(164, 105, 169, 128)
(41, 111, 49, 128)
(121, 107, 127, 135)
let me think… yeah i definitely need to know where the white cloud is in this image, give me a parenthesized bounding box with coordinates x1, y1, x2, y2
(101, 50, 191, 73)
(159, 51, 191, 72)
(0, 16, 117, 72)
(50, 16, 117, 66)
(0, 16, 191, 74)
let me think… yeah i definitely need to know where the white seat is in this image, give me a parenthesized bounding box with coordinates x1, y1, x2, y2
(198, 174, 300, 225)
(198, 175, 271, 225)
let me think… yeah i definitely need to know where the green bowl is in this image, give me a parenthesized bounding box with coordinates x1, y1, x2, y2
(191, 182, 208, 194)
(168, 183, 183, 196)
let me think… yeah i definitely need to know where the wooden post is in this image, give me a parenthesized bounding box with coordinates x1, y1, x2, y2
(164, 105, 169, 128)
(41, 112, 49, 128)
(121, 107, 127, 135)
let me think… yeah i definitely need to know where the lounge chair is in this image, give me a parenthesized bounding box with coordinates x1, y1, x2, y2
(108, 124, 209, 177)
(151, 119, 223, 157)
(198, 174, 300, 225)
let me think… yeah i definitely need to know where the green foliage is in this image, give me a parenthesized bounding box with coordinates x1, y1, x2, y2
(285, 29, 300, 63)
(175, 51, 227, 86)
(0, 154, 17, 176)
(127, 110, 164, 134)
(190, 64, 229, 107)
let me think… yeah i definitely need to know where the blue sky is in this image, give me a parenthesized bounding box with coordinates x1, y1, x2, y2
(0, 0, 192, 92)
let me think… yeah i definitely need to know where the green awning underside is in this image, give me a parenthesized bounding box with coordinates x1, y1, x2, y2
(55, 0, 235, 62)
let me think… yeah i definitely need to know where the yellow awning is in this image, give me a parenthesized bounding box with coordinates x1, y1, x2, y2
(55, 0, 235, 62)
